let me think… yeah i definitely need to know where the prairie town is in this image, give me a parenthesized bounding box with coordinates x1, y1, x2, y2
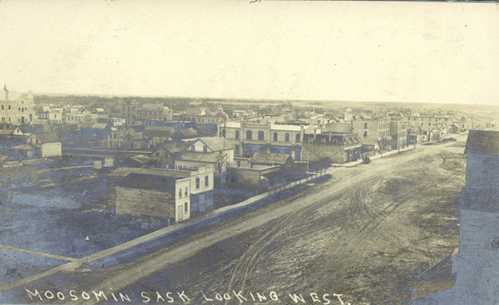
(0, 1, 498, 305)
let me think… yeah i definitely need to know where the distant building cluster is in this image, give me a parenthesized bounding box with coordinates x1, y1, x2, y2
(0, 85, 486, 223)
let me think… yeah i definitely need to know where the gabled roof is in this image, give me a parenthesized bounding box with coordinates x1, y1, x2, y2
(176, 128, 198, 136)
(164, 142, 190, 153)
(178, 152, 220, 162)
(124, 132, 143, 140)
(151, 142, 188, 156)
(80, 123, 108, 129)
(465, 130, 499, 156)
(31, 132, 61, 143)
(143, 126, 175, 138)
(250, 153, 291, 165)
(0, 89, 24, 101)
(197, 137, 233, 151)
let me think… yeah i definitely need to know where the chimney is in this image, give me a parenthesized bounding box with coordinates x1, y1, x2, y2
(4, 84, 8, 101)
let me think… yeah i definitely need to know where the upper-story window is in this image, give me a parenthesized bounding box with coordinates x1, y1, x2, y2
(364, 123, 368, 129)
(191, 145, 195, 151)
(196, 178, 200, 189)
(205, 176, 209, 187)
(185, 187, 188, 196)
(258, 131, 264, 141)
(285, 133, 289, 142)
(179, 188, 182, 198)
(203, 146, 207, 152)
(246, 130, 252, 140)
(235, 130, 240, 139)
(296, 133, 300, 143)
(273, 132, 278, 141)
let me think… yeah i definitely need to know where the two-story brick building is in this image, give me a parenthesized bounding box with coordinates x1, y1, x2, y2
(222, 121, 316, 161)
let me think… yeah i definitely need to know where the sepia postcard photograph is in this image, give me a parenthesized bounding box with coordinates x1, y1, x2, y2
(0, 0, 498, 304)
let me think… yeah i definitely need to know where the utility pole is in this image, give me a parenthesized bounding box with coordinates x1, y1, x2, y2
(85, 236, 89, 261)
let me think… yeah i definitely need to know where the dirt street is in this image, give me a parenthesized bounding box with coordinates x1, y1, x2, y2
(13, 138, 466, 305)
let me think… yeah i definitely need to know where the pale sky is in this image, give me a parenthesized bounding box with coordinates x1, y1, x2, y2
(0, 0, 498, 104)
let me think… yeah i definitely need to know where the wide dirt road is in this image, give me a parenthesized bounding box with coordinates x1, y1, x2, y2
(12, 138, 466, 305)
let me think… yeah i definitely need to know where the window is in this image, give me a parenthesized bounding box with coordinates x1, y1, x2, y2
(364, 123, 368, 129)
(184, 202, 188, 213)
(258, 131, 264, 140)
(179, 188, 182, 198)
(296, 133, 300, 143)
(156, 152, 159, 156)
(321, 138, 326, 145)
(363, 131, 367, 137)
(8, 105, 10, 110)
(191, 145, 195, 151)
(235, 145, 239, 154)
(203, 146, 207, 152)
(205, 176, 209, 187)
(246, 130, 252, 140)
(164, 153, 168, 157)
(1, 105, 3, 110)
(273, 132, 278, 141)
(235, 130, 239, 139)
(196, 178, 200, 189)
(285, 133, 289, 142)
(185, 188, 188, 196)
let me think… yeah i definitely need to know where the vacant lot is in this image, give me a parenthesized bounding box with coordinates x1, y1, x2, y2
(2, 137, 466, 305)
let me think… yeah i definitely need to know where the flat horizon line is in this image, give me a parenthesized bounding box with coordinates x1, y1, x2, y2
(27, 91, 499, 107)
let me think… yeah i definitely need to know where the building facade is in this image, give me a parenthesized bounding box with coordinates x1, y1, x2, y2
(0, 85, 36, 125)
